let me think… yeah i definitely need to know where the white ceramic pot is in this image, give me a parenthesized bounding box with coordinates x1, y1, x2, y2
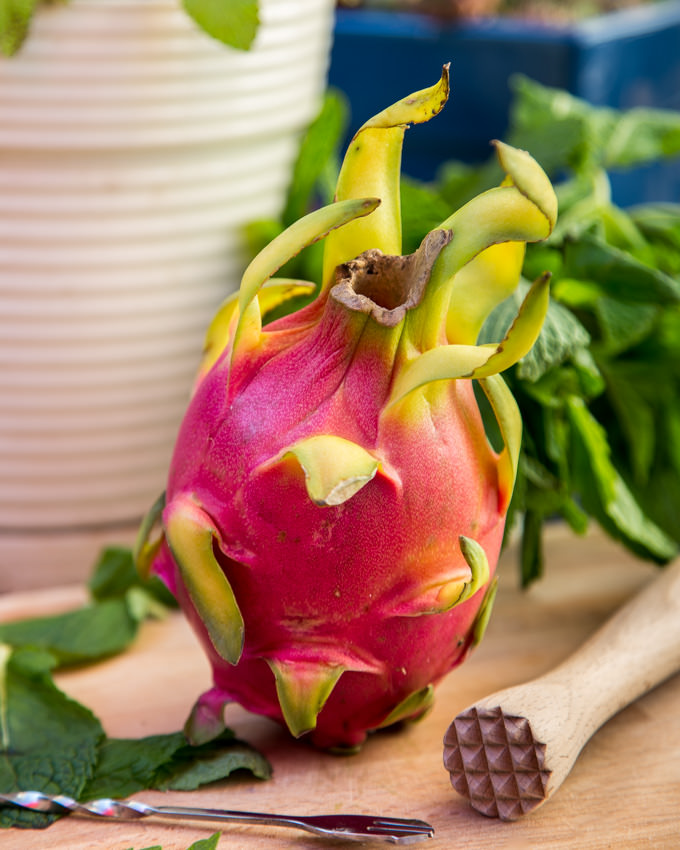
(0, 0, 335, 590)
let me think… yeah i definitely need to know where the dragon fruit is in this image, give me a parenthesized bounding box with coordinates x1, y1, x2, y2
(136, 66, 557, 751)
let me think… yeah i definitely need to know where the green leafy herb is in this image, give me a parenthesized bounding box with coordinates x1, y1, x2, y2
(82, 730, 271, 801)
(0, 646, 270, 830)
(567, 396, 676, 559)
(0, 646, 104, 829)
(480, 279, 592, 382)
(432, 78, 680, 581)
(89, 545, 177, 610)
(0, 599, 138, 666)
(0, 549, 271, 831)
(494, 78, 680, 581)
(81, 732, 189, 802)
(507, 74, 680, 175)
(153, 733, 272, 791)
(189, 836, 222, 850)
(561, 232, 680, 306)
(0, 547, 174, 666)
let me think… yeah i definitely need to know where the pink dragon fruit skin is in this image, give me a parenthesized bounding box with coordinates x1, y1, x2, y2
(137, 66, 557, 751)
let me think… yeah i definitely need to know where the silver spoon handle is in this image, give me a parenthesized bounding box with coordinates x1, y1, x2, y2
(0, 791, 435, 843)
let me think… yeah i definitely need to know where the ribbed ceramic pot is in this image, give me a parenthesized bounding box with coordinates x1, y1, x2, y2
(0, 0, 335, 590)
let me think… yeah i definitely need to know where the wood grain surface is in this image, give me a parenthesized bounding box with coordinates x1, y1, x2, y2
(1, 524, 679, 849)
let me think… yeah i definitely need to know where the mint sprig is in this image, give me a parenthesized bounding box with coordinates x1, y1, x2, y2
(0, 549, 271, 831)
(0, 646, 104, 829)
(487, 77, 680, 581)
(82, 730, 271, 802)
(0, 599, 139, 667)
(0, 547, 173, 666)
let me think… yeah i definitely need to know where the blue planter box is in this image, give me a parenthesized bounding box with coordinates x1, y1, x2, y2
(328, 1, 680, 205)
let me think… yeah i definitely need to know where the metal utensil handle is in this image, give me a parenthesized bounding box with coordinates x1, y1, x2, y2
(0, 791, 435, 843)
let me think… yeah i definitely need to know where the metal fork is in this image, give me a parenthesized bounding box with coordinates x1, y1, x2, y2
(0, 791, 434, 844)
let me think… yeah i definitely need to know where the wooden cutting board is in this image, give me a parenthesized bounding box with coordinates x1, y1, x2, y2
(1, 524, 679, 849)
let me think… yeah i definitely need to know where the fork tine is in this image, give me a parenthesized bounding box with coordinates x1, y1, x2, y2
(367, 818, 435, 841)
(302, 813, 434, 842)
(365, 820, 435, 844)
(371, 816, 433, 828)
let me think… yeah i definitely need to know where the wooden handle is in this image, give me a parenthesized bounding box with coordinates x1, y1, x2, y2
(444, 558, 680, 820)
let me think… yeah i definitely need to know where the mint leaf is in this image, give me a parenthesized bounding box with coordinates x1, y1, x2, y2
(0, 599, 138, 667)
(81, 732, 187, 800)
(555, 276, 661, 356)
(593, 298, 658, 356)
(155, 733, 272, 791)
(0, 547, 177, 669)
(0, 646, 104, 829)
(567, 396, 677, 563)
(509, 75, 680, 176)
(563, 233, 680, 306)
(182, 0, 258, 51)
(89, 546, 177, 610)
(187, 834, 221, 850)
(632, 203, 680, 249)
(508, 75, 618, 175)
(564, 234, 680, 304)
(82, 731, 271, 801)
(480, 280, 591, 382)
(0, 0, 37, 57)
(601, 363, 656, 486)
(631, 204, 680, 276)
(603, 107, 680, 169)
(400, 177, 455, 255)
(88, 546, 143, 599)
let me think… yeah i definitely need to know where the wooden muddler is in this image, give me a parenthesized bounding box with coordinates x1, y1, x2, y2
(443, 558, 680, 821)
